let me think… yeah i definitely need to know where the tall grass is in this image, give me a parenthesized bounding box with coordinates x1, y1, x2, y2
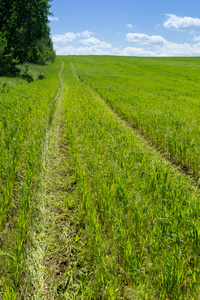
(2, 56, 200, 299)
(69, 56, 200, 179)
(60, 57, 200, 299)
(0, 60, 61, 296)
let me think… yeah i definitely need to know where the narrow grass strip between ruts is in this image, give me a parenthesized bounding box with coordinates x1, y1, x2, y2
(24, 61, 65, 298)
(21, 61, 81, 299)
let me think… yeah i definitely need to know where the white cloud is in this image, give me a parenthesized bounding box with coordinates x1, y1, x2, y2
(119, 47, 155, 56)
(126, 33, 166, 45)
(48, 16, 59, 21)
(54, 40, 200, 56)
(52, 31, 95, 44)
(54, 45, 114, 55)
(121, 41, 200, 56)
(81, 30, 94, 38)
(80, 37, 102, 45)
(52, 32, 78, 43)
(194, 36, 200, 42)
(154, 41, 200, 56)
(52, 27, 200, 57)
(52, 31, 112, 50)
(126, 24, 133, 29)
(164, 14, 200, 33)
(53, 31, 112, 55)
(80, 37, 112, 48)
(126, 32, 200, 56)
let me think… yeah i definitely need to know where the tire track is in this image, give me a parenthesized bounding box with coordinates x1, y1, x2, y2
(23, 61, 79, 299)
(70, 61, 198, 189)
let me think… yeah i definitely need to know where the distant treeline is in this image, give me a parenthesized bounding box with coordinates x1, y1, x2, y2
(0, 0, 55, 75)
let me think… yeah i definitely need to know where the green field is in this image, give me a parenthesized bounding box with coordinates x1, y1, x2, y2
(1, 56, 200, 299)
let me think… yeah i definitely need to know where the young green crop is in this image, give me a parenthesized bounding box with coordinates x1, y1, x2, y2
(69, 56, 200, 179)
(2, 56, 200, 299)
(0, 60, 61, 296)
(60, 57, 200, 299)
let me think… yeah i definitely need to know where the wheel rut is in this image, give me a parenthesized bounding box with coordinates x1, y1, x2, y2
(70, 62, 199, 189)
(23, 61, 79, 299)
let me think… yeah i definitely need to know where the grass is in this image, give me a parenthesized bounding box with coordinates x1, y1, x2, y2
(1, 56, 200, 299)
(69, 56, 200, 179)
(56, 57, 200, 299)
(0, 59, 61, 297)
(23, 61, 83, 299)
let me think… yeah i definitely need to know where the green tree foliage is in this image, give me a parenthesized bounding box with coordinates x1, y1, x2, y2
(0, 0, 55, 74)
(0, 33, 17, 75)
(36, 34, 56, 63)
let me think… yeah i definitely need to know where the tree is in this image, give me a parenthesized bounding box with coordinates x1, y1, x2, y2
(0, 33, 17, 75)
(36, 35, 56, 63)
(0, 0, 55, 73)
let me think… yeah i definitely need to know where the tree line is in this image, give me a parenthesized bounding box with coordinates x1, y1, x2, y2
(0, 0, 56, 75)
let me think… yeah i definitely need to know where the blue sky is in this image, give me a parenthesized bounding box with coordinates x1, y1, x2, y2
(49, 0, 200, 56)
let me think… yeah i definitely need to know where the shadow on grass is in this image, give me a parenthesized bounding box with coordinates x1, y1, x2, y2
(1, 67, 46, 83)
(19, 72, 34, 83)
